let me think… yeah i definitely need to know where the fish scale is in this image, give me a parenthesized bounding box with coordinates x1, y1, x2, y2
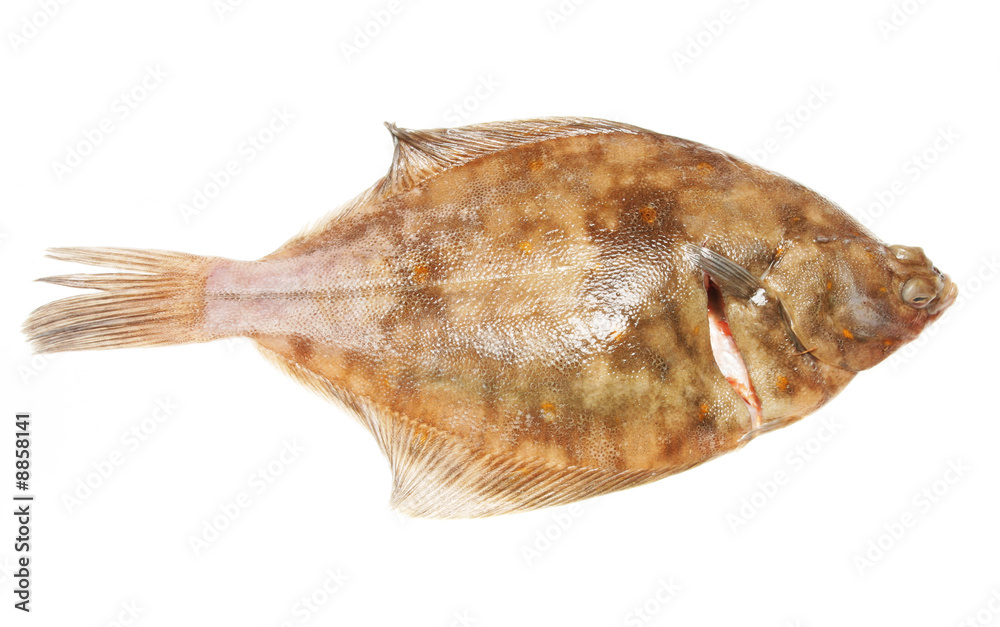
(23, 117, 956, 518)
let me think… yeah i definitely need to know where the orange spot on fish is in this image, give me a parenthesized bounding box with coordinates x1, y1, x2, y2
(540, 402, 557, 422)
(528, 159, 544, 171)
(883, 339, 893, 346)
(696, 162, 713, 174)
(412, 264, 430, 283)
(842, 328, 854, 339)
(518, 241, 533, 255)
(699, 403, 709, 417)
(879, 286, 888, 293)
(777, 375, 789, 391)
(692, 325, 700, 336)
(639, 205, 657, 224)
(826, 281, 832, 290)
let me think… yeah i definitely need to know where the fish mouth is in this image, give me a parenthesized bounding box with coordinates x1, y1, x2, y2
(704, 275, 763, 438)
(926, 273, 958, 317)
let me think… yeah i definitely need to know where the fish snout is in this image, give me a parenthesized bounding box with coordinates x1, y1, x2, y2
(926, 273, 957, 316)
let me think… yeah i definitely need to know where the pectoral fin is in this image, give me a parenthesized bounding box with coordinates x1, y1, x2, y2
(683, 243, 812, 357)
(682, 243, 762, 300)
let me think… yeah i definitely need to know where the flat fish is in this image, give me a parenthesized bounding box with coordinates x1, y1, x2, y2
(24, 117, 957, 518)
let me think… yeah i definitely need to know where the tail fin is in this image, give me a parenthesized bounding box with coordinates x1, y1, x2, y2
(23, 247, 219, 353)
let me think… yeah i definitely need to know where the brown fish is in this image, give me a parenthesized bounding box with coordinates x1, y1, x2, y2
(24, 117, 957, 518)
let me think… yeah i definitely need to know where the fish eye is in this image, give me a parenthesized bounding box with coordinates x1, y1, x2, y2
(889, 244, 925, 264)
(901, 277, 937, 308)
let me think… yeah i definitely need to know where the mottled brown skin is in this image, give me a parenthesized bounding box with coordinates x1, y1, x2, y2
(27, 118, 955, 517)
(206, 120, 953, 479)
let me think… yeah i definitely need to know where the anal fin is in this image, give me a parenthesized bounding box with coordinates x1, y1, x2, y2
(254, 340, 672, 518)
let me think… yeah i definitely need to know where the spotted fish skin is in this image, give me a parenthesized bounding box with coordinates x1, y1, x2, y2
(24, 118, 956, 517)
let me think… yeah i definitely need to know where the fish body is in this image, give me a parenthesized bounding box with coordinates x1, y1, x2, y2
(25, 118, 956, 517)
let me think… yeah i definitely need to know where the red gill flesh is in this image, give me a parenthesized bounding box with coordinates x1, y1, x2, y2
(705, 275, 763, 432)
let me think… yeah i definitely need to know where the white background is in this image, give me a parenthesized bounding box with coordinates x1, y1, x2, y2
(2, 1, 998, 625)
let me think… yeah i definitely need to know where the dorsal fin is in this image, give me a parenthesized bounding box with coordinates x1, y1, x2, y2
(380, 117, 645, 195)
(265, 117, 646, 260)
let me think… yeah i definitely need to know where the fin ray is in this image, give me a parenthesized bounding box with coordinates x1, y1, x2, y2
(24, 248, 218, 353)
(382, 116, 645, 196)
(683, 243, 762, 300)
(265, 117, 646, 260)
(255, 339, 675, 518)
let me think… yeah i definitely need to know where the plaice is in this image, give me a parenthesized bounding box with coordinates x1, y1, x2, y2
(24, 117, 955, 517)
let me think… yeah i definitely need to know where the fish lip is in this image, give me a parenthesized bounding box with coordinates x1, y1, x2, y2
(926, 274, 957, 317)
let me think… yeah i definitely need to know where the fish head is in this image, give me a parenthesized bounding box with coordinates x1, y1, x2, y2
(768, 237, 957, 372)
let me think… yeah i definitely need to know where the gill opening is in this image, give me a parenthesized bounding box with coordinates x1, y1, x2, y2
(704, 274, 763, 433)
